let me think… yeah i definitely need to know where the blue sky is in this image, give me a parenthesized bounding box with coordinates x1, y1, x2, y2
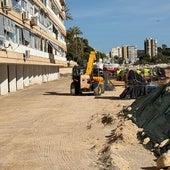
(65, 0, 170, 53)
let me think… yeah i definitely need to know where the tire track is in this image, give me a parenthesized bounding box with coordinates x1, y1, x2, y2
(0, 77, 102, 170)
(32, 111, 55, 170)
(55, 121, 96, 170)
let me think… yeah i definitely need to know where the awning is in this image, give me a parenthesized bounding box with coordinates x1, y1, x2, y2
(49, 41, 59, 52)
(0, 35, 5, 44)
(0, 15, 4, 36)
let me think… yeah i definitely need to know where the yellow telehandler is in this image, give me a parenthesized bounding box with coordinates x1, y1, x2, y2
(70, 51, 104, 95)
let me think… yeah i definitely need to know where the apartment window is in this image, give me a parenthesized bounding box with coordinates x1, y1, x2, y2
(39, 10, 43, 24)
(21, 0, 27, 11)
(30, 7, 33, 15)
(34, 35, 41, 50)
(4, 30, 14, 42)
(23, 29, 30, 46)
(13, 26, 22, 44)
(41, 38, 44, 51)
(30, 34, 35, 48)
(34, 6, 39, 15)
(44, 15, 48, 27)
(46, 18, 52, 28)
(41, 0, 46, 6)
(39, 10, 50, 28)
(41, 38, 49, 52)
(0, 15, 4, 36)
(48, 1, 52, 8)
(12, 0, 23, 13)
(31, 33, 48, 51)
(34, 36, 38, 49)
(4, 17, 15, 34)
(45, 40, 48, 52)
(30, 34, 41, 50)
(53, 26, 58, 39)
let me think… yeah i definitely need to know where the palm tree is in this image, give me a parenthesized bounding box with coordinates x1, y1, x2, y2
(64, 5, 73, 20)
(67, 26, 82, 40)
(73, 27, 82, 58)
(66, 27, 83, 61)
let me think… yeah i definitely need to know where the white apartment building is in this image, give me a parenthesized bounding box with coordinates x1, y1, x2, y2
(0, 0, 67, 95)
(111, 45, 137, 64)
(127, 45, 137, 64)
(111, 47, 122, 58)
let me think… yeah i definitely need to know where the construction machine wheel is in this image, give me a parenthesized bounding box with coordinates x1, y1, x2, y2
(70, 82, 80, 95)
(70, 82, 76, 95)
(101, 84, 105, 93)
(94, 84, 102, 96)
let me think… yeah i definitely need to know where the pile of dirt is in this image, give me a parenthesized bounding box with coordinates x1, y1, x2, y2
(101, 116, 138, 169)
(87, 111, 155, 170)
(85, 79, 170, 169)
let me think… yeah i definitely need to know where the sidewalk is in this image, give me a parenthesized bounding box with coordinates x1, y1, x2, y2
(59, 67, 72, 74)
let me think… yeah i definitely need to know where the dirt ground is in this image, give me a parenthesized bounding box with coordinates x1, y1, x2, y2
(0, 74, 160, 170)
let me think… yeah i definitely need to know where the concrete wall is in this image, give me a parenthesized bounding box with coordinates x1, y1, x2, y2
(0, 64, 59, 95)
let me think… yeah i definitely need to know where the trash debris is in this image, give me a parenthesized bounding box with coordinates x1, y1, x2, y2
(120, 70, 148, 99)
(101, 114, 114, 125)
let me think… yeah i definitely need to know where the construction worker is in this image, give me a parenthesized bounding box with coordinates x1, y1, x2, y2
(136, 67, 142, 75)
(143, 66, 151, 81)
(116, 67, 122, 81)
(143, 67, 150, 76)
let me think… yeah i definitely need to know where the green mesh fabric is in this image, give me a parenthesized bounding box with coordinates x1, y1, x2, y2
(123, 82, 170, 144)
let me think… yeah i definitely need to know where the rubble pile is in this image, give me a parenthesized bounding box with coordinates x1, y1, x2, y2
(120, 69, 149, 99)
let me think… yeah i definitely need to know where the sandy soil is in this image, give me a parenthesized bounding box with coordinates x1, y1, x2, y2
(0, 75, 158, 170)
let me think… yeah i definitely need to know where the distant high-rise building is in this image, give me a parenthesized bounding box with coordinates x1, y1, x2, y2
(111, 47, 122, 58)
(127, 45, 137, 64)
(122, 46, 128, 63)
(144, 38, 157, 58)
(110, 45, 138, 64)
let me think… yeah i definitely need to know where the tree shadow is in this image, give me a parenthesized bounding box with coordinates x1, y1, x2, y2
(43, 92, 95, 96)
(43, 92, 71, 96)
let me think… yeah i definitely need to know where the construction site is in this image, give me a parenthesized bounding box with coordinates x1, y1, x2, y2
(0, 0, 170, 169)
(0, 58, 169, 169)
